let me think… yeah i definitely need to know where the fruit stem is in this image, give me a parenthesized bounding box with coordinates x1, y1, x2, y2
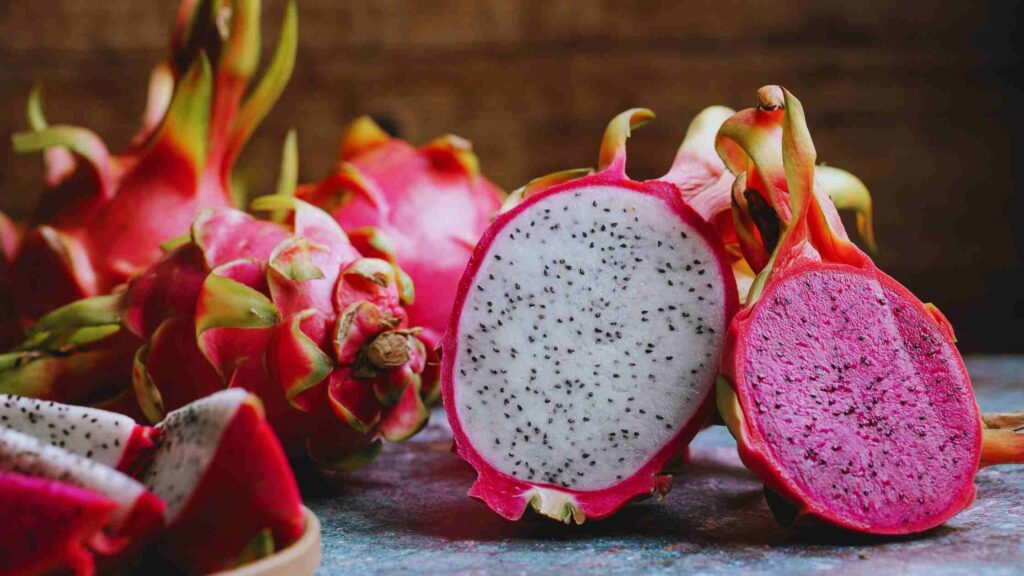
(980, 411, 1024, 467)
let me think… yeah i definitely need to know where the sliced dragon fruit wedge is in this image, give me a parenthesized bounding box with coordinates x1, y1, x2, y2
(0, 472, 118, 576)
(0, 394, 155, 472)
(715, 86, 1005, 535)
(140, 389, 304, 573)
(442, 109, 739, 523)
(0, 427, 165, 553)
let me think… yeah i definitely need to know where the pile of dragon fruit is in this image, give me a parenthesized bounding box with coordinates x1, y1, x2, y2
(2, 1, 1022, 575)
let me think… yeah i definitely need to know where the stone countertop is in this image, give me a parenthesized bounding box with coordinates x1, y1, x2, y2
(306, 355, 1024, 575)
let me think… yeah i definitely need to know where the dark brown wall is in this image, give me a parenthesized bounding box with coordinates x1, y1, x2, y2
(1, 1, 1020, 351)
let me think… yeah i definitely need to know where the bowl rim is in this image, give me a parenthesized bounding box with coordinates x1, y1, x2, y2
(210, 506, 322, 576)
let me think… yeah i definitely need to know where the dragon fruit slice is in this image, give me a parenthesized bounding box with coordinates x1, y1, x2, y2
(441, 108, 740, 523)
(0, 394, 155, 472)
(296, 117, 504, 352)
(715, 86, 1023, 535)
(6, 0, 296, 328)
(0, 427, 165, 553)
(139, 389, 304, 573)
(2, 192, 433, 469)
(0, 472, 118, 576)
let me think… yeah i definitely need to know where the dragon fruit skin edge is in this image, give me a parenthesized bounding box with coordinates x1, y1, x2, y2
(715, 86, 989, 535)
(5, 0, 297, 328)
(296, 117, 504, 351)
(441, 109, 740, 523)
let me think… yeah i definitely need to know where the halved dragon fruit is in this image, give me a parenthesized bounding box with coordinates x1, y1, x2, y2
(716, 86, 1022, 535)
(297, 117, 504, 353)
(441, 108, 740, 523)
(6, 0, 296, 330)
(0, 472, 118, 576)
(0, 394, 155, 472)
(0, 427, 165, 555)
(139, 389, 304, 573)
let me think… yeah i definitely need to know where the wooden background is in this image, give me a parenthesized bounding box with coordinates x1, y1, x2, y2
(0, 1, 1020, 351)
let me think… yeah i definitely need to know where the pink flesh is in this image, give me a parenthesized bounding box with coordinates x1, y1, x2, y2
(739, 266, 979, 533)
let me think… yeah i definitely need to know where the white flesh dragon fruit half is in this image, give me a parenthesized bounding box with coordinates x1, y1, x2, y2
(442, 109, 739, 523)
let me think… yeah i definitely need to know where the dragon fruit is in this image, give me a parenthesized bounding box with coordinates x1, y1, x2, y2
(441, 108, 740, 523)
(715, 86, 1022, 535)
(0, 427, 165, 555)
(296, 116, 504, 352)
(0, 472, 119, 576)
(140, 389, 304, 573)
(6, 0, 296, 328)
(2, 194, 432, 469)
(0, 394, 155, 472)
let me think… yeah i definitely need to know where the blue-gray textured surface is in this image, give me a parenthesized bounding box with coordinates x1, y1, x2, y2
(306, 355, 1024, 575)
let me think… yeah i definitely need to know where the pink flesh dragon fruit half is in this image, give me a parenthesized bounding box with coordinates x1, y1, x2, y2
(0, 472, 119, 576)
(2, 186, 433, 470)
(716, 86, 1024, 535)
(140, 389, 304, 573)
(297, 117, 504, 351)
(5, 0, 296, 329)
(441, 108, 740, 523)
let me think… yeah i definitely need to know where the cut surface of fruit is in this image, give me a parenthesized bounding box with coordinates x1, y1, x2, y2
(735, 265, 978, 531)
(453, 186, 728, 491)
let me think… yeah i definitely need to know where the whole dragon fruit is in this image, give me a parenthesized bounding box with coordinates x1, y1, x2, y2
(441, 108, 741, 523)
(716, 86, 1023, 535)
(296, 117, 504, 352)
(2, 197, 432, 469)
(5, 0, 297, 329)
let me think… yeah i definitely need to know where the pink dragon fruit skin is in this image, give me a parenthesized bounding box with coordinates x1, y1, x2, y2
(0, 472, 119, 576)
(297, 117, 504, 351)
(442, 109, 740, 523)
(6, 0, 296, 328)
(713, 86, 1016, 535)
